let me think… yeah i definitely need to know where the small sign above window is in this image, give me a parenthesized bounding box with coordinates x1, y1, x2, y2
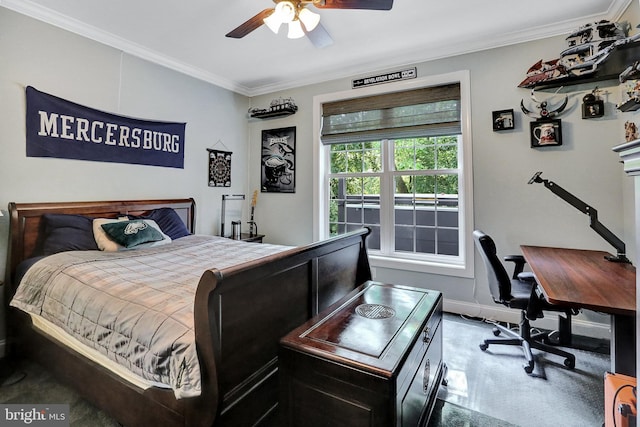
(352, 68, 417, 89)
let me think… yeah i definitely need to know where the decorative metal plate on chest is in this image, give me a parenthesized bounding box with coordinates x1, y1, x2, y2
(355, 304, 396, 319)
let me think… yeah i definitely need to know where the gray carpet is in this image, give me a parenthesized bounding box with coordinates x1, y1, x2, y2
(432, 313, 609, 427)
(0, 360, 119, 426)
(0, 313, 609, 426)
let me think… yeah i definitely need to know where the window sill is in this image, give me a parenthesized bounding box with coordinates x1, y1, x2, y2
(369, 254, 473, 278)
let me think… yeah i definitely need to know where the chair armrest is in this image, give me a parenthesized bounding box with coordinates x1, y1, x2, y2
(517, 272, 536, 283)
(504, 255, 527, 279)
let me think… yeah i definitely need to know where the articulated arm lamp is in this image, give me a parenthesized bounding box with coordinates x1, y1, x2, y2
(528, 172, 630, 263)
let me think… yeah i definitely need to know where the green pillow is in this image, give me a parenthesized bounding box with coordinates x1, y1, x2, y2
(101, 220, 164, 248)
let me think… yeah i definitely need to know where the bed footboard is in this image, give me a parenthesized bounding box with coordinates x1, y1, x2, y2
(192, 228, 371, 426)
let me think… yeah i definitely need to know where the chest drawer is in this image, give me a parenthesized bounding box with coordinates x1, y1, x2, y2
(400, 318, 442, 426)
(279, 281, 443, 427)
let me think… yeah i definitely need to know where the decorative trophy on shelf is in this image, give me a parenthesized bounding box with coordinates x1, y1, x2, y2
(247, 190, 258, 237)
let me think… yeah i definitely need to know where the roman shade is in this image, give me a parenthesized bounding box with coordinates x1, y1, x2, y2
(321, 83, 461, 144)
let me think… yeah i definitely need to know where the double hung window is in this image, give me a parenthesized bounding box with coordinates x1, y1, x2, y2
(314, 72, 473, 276)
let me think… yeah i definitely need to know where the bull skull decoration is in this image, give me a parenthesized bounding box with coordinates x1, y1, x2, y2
(520, 89, 569, 120)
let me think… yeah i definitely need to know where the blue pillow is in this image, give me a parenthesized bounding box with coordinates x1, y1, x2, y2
(100, 220, 164, 248)
(42, 214, 99, 255)
(136, 208, 191, 240)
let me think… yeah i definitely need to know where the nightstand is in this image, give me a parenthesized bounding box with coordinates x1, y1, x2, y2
(235, 233, 264, 243)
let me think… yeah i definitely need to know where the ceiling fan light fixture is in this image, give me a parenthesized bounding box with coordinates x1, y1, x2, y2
(298, 7, 320, 32)
(287, 19, 306, 39)
(263, 13, 283, 34)
(264, 1, 297, 34)
(276, 1, 296, 22)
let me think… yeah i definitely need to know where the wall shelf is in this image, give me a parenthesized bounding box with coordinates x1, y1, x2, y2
(618, 98, 640, 112)
(519, 41, 640, 90)
(249, 98, 298, 120)
(250, 107, 297, 119)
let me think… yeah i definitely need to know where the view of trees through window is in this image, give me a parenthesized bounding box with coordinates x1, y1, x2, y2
(329, 135, 460, 256)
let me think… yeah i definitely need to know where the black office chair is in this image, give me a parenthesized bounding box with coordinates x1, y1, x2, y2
(473, 230, 575, 373)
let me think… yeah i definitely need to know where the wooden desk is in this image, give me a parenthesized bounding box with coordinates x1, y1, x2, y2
(521, 245, 636, 376)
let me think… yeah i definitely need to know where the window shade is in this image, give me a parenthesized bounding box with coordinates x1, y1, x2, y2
(321, 83, 461, 145)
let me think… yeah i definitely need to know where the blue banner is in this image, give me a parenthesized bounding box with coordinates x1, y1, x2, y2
(26, 86, 185, 168)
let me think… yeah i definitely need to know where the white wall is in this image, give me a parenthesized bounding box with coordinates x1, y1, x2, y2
(248, 2, 640, 336)
(0, 7, 251, 242)
(1, 3, 638, 346)
(0, 8, 250, 353)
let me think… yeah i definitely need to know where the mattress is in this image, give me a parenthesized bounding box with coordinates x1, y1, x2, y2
(10, 235, 291, 399)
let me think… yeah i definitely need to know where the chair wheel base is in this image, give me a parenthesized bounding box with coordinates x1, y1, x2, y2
(479, 343, 488, 351)
(524, 361, 534, 374)
(564, 357, 575, 369)
(492, 327, 501, 337)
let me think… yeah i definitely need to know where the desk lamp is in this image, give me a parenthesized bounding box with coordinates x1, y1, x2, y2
(220, 194, 245, 238)
(528, 171, 630, 263)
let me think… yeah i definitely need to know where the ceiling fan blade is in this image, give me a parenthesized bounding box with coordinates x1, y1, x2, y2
(305, 22, 333, 48)
(225, 9, 274, 38)
(313, 0, 393, 10)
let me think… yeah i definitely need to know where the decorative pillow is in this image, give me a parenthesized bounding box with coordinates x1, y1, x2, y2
(131, 208, 191, 240)
(41, 214, 99, 255)
(93, 218, 172, 251)
(101, 220, 164, 248)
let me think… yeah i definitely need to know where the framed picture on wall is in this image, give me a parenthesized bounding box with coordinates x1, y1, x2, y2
(530, 119, 562, 147)
(261, 126, 296, 193)
(582, 99, 604, 119)
(492, 109, 515, 131)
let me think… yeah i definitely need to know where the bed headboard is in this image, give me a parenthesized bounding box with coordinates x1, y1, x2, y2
(5, 198, 196, 291)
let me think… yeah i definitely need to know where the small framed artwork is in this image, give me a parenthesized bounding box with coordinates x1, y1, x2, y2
(208, 149, 232, 187)
(492, 109, 515, 131)
(530, 119, 562, 148)
(261, 126, 296, 193)
(582, 99, 604, 119)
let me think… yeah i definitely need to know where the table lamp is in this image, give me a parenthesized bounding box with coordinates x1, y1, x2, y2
(220, 194, 245, 238)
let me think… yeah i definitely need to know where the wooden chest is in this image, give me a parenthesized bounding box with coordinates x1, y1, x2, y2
(279, 281, 443, 427)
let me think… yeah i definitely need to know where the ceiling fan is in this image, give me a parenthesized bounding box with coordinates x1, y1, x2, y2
(225, 0, 394, 48)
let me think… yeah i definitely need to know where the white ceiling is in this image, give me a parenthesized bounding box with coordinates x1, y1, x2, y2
(1, 0, 633, 96)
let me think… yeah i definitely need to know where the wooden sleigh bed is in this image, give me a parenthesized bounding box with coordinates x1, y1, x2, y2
(5, 198, 372, 427)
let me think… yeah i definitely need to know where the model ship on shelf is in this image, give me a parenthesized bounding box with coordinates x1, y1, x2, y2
(518, 20, 640, 89)
(249, 97, 298, 119)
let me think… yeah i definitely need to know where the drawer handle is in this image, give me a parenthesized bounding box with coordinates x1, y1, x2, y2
(422, 326, 431, 343)
(422, 359, 431, 394)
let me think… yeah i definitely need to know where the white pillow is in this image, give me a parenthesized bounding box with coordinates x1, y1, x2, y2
(93, 218, 172, 251)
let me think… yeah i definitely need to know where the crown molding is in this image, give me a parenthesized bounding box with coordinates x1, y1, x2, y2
(244, 1, 633, 96)
(0, 0, 254, 96)
(1, 0, 633, 97)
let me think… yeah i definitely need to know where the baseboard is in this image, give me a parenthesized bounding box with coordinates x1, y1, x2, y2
(443, 299, 611, 340)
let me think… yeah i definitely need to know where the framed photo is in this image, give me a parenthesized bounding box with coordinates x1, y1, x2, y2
(207, 149, 232, 187)
(261, 126, 296, 193)
(492, 109, 514, 131)
(530, 119, 562, 148)
(582, 100, 604, 119)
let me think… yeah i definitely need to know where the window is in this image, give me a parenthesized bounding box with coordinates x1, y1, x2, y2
(313, 71, 474, 277)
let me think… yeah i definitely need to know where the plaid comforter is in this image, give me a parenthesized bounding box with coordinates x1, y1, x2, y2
(10, 235, 291, 399)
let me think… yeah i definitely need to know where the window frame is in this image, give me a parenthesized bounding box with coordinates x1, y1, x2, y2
(313, 70, 474, 278)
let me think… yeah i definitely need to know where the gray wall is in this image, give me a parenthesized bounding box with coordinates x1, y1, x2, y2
(1, 3, 638, 349)
(0, 8, 251, 354)
(248, 2, 640, 336)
